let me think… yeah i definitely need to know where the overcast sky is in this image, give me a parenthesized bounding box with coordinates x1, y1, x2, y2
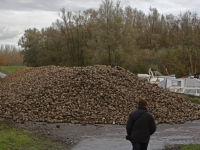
(0, 0, 199, 48)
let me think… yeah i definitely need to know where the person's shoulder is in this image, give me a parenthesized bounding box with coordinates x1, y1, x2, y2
(146, 112, 155, 118)
(129, 109, 137, 115)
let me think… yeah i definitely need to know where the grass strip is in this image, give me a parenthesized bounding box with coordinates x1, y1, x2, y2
(0, 66, 25, 75)
(181, 144, 200, 150)
(0, 119, 65, 150)
(164, 144, 200, 150)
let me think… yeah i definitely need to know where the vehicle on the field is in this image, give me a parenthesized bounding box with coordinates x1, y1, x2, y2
(138, 68, 175, 84)
(158, 77, 200, 96)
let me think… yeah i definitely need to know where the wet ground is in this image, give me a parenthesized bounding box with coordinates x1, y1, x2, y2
(7, 119, 200, 150)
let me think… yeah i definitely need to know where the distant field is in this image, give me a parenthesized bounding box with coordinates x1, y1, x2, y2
(0, 66, 25, 75)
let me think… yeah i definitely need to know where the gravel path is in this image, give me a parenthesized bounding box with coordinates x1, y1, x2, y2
(7, 119, 200, 150)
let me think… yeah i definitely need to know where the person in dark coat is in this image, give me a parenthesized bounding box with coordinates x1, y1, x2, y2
(126, 99, 156, 150)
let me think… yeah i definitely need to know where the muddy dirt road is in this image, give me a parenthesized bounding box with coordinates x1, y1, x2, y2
(8, 119, 200, 150)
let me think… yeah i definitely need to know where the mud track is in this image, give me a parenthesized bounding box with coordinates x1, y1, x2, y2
(5, 119, 200, 150)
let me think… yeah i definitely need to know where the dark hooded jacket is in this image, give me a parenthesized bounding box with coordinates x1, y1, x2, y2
(126, 106, 156, 143)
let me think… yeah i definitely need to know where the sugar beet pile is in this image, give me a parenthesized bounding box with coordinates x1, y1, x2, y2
(0, 65, 200, 125)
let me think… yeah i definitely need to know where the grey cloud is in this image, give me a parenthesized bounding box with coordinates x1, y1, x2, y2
(128, 0, 200, 15)
(0, 0, 102, 12)
(0, 0, 65, 11)
(1, 0, 200, 14)
(0, 0, 133, 12)
(0, 26, 7, 36)
(0, 27, 22, 40)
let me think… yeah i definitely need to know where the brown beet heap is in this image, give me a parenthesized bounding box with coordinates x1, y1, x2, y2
(0, 65, 200, 125)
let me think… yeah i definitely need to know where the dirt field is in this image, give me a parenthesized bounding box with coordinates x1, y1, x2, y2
(5, 119, 200, 150)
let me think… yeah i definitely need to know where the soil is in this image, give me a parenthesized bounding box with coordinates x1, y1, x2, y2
(4, 119, 200, 150)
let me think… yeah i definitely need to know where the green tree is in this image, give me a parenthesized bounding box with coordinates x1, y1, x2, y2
(18, 28, 41, 67)
(37, 27, 64, 66)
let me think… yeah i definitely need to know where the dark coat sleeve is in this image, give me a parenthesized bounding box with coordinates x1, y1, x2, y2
(126, 114, 133, 136)
(149, 115, 156, 135)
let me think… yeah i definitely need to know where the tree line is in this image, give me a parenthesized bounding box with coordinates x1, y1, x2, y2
(18, 0, 200, 77)
(0, 45, 23, 66)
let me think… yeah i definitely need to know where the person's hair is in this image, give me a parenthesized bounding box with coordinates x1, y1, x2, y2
(138, 99, 147, 106)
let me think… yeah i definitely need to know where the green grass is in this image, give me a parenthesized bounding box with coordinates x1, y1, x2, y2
(177, 93, 200, 104)
(181, 144, 200, 150)
(0, 66, 25, 75)
(0, 119, 65, 150)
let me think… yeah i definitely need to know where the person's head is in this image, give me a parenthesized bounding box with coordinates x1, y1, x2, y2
(138, 99, 147, 107)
